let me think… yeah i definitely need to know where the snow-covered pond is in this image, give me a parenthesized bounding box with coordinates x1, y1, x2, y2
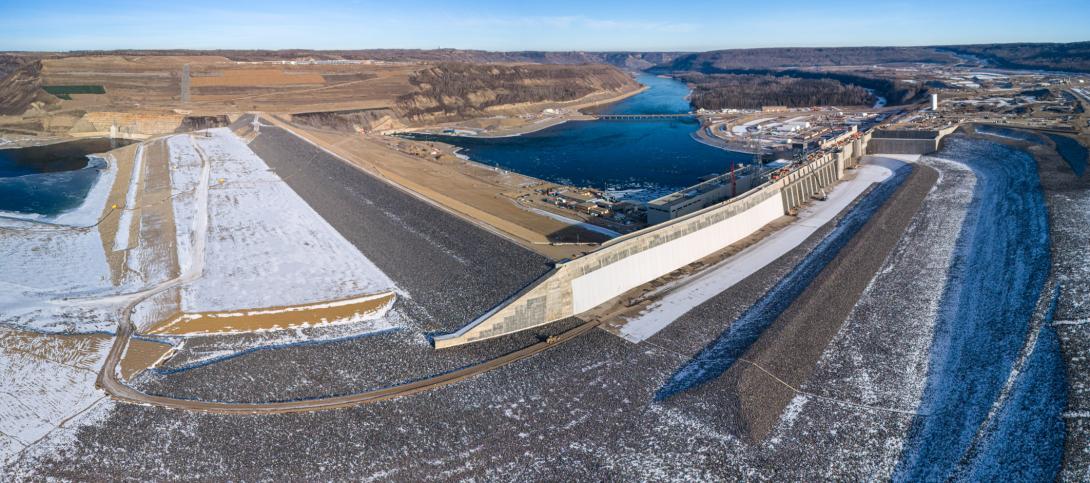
(0, 138, 131, 219)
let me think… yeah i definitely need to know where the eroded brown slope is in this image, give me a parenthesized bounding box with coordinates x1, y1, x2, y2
(396, 62, 640, 124)
(0, 58, 48, 115)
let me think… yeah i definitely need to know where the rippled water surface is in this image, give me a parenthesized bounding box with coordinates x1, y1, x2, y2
(0, 138, 127, 215)
(407, 73, 749, 201)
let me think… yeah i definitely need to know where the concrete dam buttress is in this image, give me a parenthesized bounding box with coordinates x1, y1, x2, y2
(434, 128, 949, 348)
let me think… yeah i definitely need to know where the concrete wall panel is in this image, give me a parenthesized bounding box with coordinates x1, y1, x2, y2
(570, 193, 784, 313)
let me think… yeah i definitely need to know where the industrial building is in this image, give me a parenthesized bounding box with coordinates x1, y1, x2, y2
(646, 165, 764, 224)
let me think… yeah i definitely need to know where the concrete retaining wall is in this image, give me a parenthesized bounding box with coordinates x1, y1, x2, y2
(571, 192, 785, 313)
(433, 184, 788, 348)
(867, 138, 939, 155)
(867, 125, 959, 155)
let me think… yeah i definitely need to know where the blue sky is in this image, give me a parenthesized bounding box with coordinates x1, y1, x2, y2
(1, 0, 1087, 51)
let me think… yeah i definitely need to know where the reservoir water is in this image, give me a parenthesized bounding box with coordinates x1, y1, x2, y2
(1045, 133, 1088, 177)
(0, 138, 127, 216)
(408, 73, 750, 201)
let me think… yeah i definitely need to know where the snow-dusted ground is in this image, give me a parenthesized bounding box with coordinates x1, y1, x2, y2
(0, 151, 124, 331)
(757, 156, 977, 478)
(806, 157, 974, 411)
(1, 131, 1080, 480)
(165, 135, 205, 278)
(895, 136, 1058, 480)
(1, 128, 406, 470)
(166, 129, 396, 318)
(0, 226, 116, 332)
(619, 156, 909, 342)
(3, 127, 400, 338)
(657, 162, 914, 399)
(0, 229, 111, 297)
(0, 331, 113, 466)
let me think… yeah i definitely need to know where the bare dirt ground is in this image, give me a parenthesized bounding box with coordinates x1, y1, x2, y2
(118, 338, 173, 380)
(12, 54, 643, 136)
(144, 293, 396, 336)
(97, 142, 141, 284)
(35, 55, 420, 115)
(6, 54, 643, 265)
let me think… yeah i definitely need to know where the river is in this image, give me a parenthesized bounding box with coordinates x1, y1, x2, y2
(406, 73, 750, 202)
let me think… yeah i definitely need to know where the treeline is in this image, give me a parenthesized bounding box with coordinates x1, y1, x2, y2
(29, 42, 1090, 73)
(941, 42, 1090, 73)
(396, 62, 635, 120)
(680, 73, 874, 110)
(659, 47, 955, 72)
(665, 65, 925, 106)
(776, 70, 926, 104)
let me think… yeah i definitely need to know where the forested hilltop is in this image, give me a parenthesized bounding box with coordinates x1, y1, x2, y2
(658, 46, 957, 71)
(668, 68, 926, 108)
(647, 43, 1087, 108)
(680, 73, 874, 110)
(651, 47, 940, 107)
(940, 42, 1090, 72)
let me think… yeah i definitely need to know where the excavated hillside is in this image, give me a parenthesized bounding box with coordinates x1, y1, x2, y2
(395, 62, 639, 124)
(0, 57, 49, 115)
(290, 108, 403, 133)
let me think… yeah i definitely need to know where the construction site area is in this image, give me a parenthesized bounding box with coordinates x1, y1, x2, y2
(1, 47, 1089, 480)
